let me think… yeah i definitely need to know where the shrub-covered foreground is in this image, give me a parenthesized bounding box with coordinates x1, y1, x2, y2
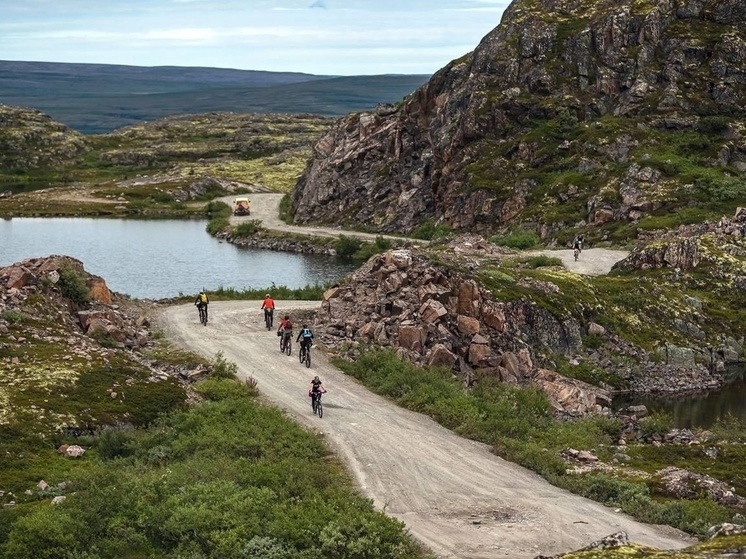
(0, 377, 429, 559)
(334, 349, 740, 537)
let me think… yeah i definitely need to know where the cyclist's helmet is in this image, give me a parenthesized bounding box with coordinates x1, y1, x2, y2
(314, 376, 320, 382)
(266, 293, 270, 298)
(284, 315, 289, 320)
(302, 324, 308, 329)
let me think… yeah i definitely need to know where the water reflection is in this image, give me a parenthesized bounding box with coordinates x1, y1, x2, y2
(0, 217, 357, 299)
(613, 365, 746, 429)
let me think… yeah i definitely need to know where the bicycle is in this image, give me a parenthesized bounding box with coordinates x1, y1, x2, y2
(299, 342, 312, 368)
(264, 309, 274, 330)
(574, 247, 580, 261)
(311, 391, 323, 418)
(197, 304, 208, 326)
(280, 331, 292, 355)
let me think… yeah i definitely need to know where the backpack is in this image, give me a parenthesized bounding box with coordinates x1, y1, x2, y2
(200, 293, 208, 304)
(301, 328, 312, 339)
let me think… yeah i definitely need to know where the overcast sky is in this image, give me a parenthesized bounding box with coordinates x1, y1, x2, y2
(0, 0, 510, 76)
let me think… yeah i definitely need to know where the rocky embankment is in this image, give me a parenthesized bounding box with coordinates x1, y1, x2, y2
(312, 221, 746, 411)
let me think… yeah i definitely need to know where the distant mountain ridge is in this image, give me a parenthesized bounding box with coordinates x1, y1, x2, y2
(0, 60, 429, 133)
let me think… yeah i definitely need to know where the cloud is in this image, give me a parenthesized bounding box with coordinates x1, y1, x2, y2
(309, 0, 327, 8)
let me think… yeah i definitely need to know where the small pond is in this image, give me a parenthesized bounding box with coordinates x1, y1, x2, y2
(0, 217, 357, 299)
(613, 365, 746, 429)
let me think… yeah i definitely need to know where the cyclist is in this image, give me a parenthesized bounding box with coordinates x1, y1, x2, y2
(261, 293, 275, 328)
(277, 315, 293, 351)
(296, 323, 314, 356)
(308, 375, 326, 408)
(194, 290, 209, 322)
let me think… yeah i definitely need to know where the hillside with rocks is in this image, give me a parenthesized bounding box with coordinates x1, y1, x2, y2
(316, 208, 746, 409)
(0, 104, 89, 171)
(290, 0, 746, 244)
(0, 256, 205, 449)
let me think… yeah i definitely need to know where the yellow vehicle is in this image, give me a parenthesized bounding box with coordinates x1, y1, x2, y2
(233, 197, 250, 216)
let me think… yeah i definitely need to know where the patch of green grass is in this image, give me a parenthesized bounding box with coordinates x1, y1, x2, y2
(211, 283, 328, 300)
(490, 229, 540, 249)
(232, 219, 263, 238)
(0, 375, 429, 559)
(411, 219, 453, 241)
(205, 216, 230, 236)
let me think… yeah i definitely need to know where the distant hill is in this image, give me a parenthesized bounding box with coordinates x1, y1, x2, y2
(0, 60, 430, 133)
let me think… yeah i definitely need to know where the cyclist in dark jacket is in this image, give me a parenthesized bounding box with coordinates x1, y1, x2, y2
(296, 324, 314, 353)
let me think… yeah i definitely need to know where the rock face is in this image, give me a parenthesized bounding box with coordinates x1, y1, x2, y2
(291, 0, 746, 236)
(317, 248, 613, 414)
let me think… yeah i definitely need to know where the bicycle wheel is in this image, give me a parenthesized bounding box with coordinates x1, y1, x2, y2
(298, 348, 304, 363)
(286, 339, 292, 356)
(305, 348, 311, 368)
(279, 336, 285, 353)
(203, 307, 208, 325)
(317, 399, 323, 419)
(311, 395, 317, 414)
(265, 312, 270, 330)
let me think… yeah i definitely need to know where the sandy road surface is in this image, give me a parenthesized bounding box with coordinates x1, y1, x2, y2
(159, 301, 690, 559)
(528, 248, 630, 276)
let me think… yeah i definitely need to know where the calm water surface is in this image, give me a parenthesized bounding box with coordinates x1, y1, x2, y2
(613, 365, 746, 429)
(0, 218, 356, 299)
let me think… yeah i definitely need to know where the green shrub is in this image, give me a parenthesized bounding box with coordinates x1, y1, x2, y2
(58, 265, 91, 306)
(205, 200, 231, 217)
(95, 428, 135, 460)
(696, 115, 731, 135)
(520, 255, 563, 268)
(3, 506, 83, 559)
(490, 229, 540, 249)
(411, 219, 452, 240)
(278, 193, 293, 224)
(1, 309, 26, 324)
(335, 235, 363, 260)
(205, 216, 230, 236)
(232, 219, 263, 238)
(195, 378, 257, 401)
(210, 351, 238, 380)
(639, 412, 674, 439)
(352, 236, 393, 261)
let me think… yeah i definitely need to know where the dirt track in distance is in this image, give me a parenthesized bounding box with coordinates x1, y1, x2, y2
(159, 301, 691, 559)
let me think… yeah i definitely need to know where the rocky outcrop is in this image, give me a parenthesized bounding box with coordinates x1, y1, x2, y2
(317, 248, 614, 414)
(0, 255, 144, 349)
(291, 0, 746, 238)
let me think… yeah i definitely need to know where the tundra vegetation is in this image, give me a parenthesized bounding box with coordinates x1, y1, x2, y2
(0, 274, 428, 559)
(0, 107, 334, 218)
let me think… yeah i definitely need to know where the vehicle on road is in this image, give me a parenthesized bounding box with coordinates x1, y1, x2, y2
(233, 197, 251, 216)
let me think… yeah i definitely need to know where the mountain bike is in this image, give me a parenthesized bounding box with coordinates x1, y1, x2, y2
(574, 247, 580, 262)
(264, 309, 274, 330)
(280, 331, 292, 355)
(311, 392, 323, 418)
(299, 342, 311, 368)
(197, 304, 208, 326)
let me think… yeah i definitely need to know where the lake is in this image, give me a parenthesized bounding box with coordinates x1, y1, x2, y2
(0, 217, 357, 299)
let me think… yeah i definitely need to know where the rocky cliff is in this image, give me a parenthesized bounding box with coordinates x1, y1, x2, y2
(290, 0, 746, 241)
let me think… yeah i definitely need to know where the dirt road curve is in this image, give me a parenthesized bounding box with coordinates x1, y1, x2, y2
(224, 193, 426, 244)
(529, 248, 630, 276)
(159, 301, 690, 559)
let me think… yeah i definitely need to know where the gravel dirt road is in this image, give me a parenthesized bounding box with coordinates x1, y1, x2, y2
(159, 301, 691, 559)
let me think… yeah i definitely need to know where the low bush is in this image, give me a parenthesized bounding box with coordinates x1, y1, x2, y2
(490, 229, 540, 249)
(335, 235, 363, 259)
(411, 219, 452, 240)
(58, 264, 91, 306)
(210, 351, 238, 380)
(1, 309, 26, 324)
(205, 216, 230, 236)
(205, 200, 231, 217)
(520, 255, 563, 268)
(232, 219, 263, 238)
